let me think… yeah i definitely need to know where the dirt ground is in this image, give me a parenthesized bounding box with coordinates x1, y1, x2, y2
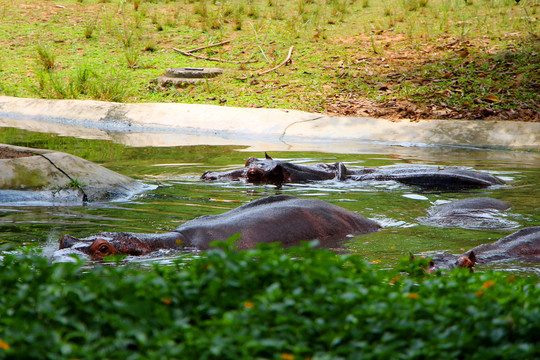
(324, 34, 539, 122)
(325, 96, 539, 123)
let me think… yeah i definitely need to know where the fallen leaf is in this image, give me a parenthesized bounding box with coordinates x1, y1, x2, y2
(457, 48, 469, 58)
(483, 94, 500, 103)
(209, 198, 241, 203)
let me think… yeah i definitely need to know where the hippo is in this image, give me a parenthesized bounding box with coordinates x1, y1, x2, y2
(57, 195, 380, 260)
(418, 197, 519, 230)
(201, 154, 504, 190)
(201, 153, 343, 185)
(427, 226, 540, 273)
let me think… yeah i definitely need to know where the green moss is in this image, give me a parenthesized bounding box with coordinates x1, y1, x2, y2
(0, 162, 48, 190)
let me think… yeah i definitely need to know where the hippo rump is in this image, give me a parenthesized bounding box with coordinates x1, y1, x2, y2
(427, 226, 540, 272)
(57, 195, 380, 260)
(201, 153, 504, 190)
(418, 197, 519, 230)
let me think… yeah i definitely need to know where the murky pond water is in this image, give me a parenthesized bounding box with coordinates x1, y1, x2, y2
(1, 127, 539, 274)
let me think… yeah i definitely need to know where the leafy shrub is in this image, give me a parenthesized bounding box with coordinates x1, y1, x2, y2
(0, 242, 538, 359)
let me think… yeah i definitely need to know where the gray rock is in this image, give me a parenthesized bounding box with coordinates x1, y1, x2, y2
(154, 76, 206, 87)
(0, 144, 150, 204)
(154, 67, 224, 88)
(165, 67, 223, 79)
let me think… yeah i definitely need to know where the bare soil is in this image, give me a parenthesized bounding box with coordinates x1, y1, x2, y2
(324, 34, 539, 122)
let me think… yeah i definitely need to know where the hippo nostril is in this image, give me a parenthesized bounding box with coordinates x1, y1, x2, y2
(201, 171, 216, 180)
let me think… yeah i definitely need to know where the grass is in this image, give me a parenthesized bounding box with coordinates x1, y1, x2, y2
(1, 241, 539, 359)
(0, 0, 538, 121)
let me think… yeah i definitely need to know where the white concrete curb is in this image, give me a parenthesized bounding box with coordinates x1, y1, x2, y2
(0, 96, 538, 150)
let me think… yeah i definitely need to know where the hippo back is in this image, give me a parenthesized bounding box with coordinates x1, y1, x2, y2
(350, 166, 504, 190)
(418, 197, 518, 230)
(174, 195, 380, 250)
(470, 226, 540, 262)
(428, 198, 511, 214)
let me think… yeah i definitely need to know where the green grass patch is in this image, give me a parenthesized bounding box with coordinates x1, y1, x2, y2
(1, 242, 539, 359)
(0, 0, 537, 120)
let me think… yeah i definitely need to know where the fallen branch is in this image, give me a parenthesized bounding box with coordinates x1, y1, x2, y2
(186, 40, 231, 53)
(257, 46, 294, 76)
(436, 39, 459, 50)
(173, 48, 257, 64)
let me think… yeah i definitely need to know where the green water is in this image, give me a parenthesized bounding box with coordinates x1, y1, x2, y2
(1, 128, 539, 273)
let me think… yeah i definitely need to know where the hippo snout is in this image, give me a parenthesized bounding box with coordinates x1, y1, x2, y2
(59, 234, 78, 249)
(56, 235, 119, 260)
(201, 171, 217, 180)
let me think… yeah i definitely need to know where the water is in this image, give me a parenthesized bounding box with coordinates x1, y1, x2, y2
(1, 127, 539, 273)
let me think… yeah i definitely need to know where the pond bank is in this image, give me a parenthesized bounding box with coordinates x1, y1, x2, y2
(1, 96, 538, 151)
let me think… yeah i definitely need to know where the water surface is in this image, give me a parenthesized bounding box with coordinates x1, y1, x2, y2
(1, 128, 538, 274)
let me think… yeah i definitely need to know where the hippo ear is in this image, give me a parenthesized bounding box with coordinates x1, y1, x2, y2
(467, 251, 477, 265)
(272, 164, 287, 184)
(427, 261, 436, 274)
(265, 152, 273, 160)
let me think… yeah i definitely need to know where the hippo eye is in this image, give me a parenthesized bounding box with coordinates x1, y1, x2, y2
(99, 245, 110, 253)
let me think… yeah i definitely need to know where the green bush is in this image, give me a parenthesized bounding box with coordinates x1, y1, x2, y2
(0, 242, 539, 359)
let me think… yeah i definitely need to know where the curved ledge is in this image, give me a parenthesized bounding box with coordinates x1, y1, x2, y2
(0, 96, 538, 151)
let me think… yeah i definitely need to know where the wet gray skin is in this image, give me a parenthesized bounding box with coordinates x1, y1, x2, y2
(56, 195, 381, 260)
(428, 226, 540, 272)
(201, 154, 504, 190)
(418, 197, 519, 230)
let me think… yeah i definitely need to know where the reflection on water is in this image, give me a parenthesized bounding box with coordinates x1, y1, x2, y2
(0, 128, 539, 274)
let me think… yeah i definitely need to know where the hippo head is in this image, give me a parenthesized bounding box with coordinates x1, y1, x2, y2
(244, 153, 286, 185)
(427, 251, 477, 273)
(58, 233, 152, 260)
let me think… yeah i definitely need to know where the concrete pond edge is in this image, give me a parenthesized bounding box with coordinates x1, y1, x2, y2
(0, 96, 538, 151)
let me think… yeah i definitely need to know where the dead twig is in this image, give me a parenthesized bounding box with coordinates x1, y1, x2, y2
(186, 40, 231, 53)
(436, 39, 459, 50)
(173, 48, 257, 64)
(257, 46, 294, 76)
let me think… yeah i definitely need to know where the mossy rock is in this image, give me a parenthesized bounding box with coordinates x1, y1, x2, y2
(0, 144, 149, 204)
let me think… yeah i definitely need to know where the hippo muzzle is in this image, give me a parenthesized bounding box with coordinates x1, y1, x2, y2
(59, 234, 119, 260)
(427, 252, 477, 273)
(58, 233, 152, 260)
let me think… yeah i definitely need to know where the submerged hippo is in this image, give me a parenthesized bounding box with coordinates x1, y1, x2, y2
(57, 195, 380, 259)
(418, 197, 519, 230)
(427, 226, 540, 272)
(201, 153, 504, 190)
